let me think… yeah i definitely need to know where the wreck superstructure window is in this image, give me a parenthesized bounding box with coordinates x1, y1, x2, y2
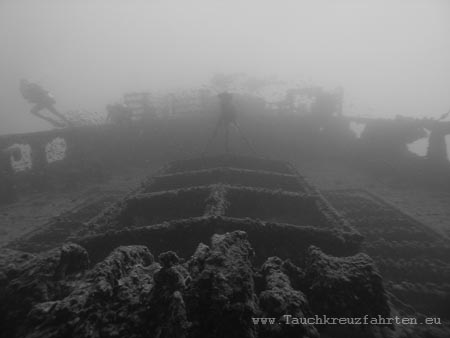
(10, 143, 32, 172)
(45, 137, 67, 163)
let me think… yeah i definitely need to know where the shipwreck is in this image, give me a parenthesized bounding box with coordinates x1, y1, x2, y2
(2, 153, 449, 337)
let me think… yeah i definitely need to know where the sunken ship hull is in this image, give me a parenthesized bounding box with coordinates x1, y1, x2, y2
(0, 155, 446, 338)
